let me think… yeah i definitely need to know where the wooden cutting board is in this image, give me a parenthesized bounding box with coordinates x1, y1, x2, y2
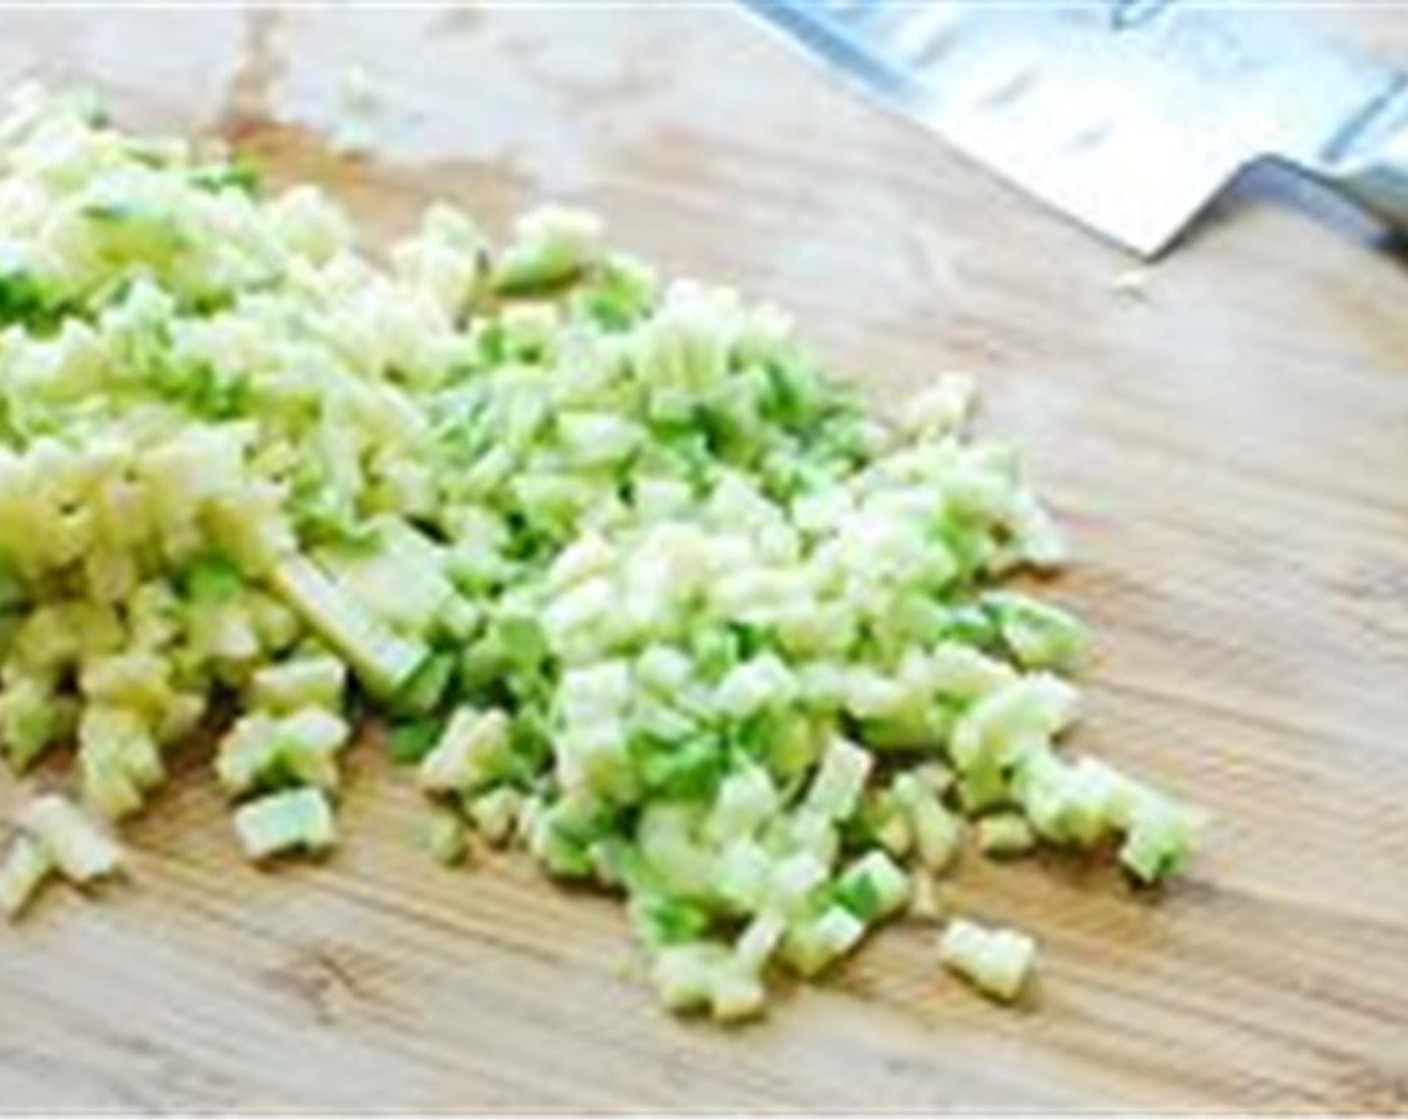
(2, 5, 1407, 1111)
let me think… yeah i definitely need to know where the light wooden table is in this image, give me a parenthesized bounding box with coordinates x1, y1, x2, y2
(2, 4, 1408, 1111)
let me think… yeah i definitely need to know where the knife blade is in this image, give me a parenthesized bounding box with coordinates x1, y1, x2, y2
(741, 0, 1408, 256)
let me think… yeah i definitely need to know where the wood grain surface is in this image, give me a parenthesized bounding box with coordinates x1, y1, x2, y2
(2, 4, 1408, 1112)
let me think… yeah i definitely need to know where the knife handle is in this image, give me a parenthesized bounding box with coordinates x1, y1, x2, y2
(1317, 80, 1408, 236)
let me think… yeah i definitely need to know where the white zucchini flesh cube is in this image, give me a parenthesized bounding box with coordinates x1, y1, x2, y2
(709, 966, 767, 1023)
(734, 910, 786, 972)
(893, 774, 962, 872)
(0, 834, 56, 919)
(16, 794, 124, 883)
(638, 804, 717, 900)
(938, 917, 1037, 1002)
(977, 812, 1036, 857)
(1119, 793, 1206, 884)
(418, 707, 511, 794)
(704, 765, 778, 846)
(949, 673, 1079, 774)
(650, 942, 729, 1013)
(714, 653, 797, 719)
(232, 787, 336, 860)
(249, 654, 346, 713)
(466, 787, 522, 846)
(908, 871, 944, 923)
(802, 735, 872, 823)
(423, 808, 468, 866)
(217, 708, 350, 795)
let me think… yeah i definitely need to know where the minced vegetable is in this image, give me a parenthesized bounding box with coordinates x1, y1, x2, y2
(938, 917, 1037, 1002)
(0, 87, 1204, 1016)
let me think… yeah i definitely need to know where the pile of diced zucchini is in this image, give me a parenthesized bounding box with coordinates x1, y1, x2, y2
(0, 88, 1203, 1016)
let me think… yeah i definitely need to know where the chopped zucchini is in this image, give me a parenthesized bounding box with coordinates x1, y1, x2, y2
(17, 794, 123, 882)
(0, 834, 55, 919)
(0, 91, 1203, 1023)
(938, 917, 1036, 1002)
(232, 787, 336, 860)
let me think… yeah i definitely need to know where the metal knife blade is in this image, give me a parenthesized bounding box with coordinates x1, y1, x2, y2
(741, 0, 1406, 256)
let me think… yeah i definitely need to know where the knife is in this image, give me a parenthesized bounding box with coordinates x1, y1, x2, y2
(740, 0, 1408, 256)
